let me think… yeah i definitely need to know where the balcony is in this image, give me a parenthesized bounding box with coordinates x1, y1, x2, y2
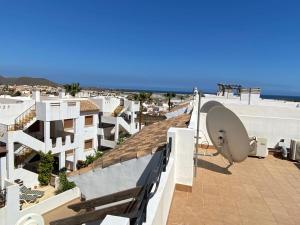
(36, 101, 80, 122)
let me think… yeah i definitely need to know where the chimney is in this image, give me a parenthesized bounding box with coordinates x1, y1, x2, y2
(32, 88, 40, 102)
(59, 89, 66, 98)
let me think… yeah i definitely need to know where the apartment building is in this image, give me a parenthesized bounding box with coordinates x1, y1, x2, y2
(0, 89, 139, 189)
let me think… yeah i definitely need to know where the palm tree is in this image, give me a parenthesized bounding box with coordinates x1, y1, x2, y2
(164, 92, 176, 111)
(64, 83, 81, 97)
(180, 95, 185, 102)
(133, 92, 152, 130)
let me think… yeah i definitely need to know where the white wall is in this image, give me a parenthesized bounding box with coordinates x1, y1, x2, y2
(70, 154, 153, 200)
(168, 128, 194, 187)
(96, 127, 194, 225)
(0, 180, 20, 225)
(20, 187, 80, 217)
(191, 95, 300, 148)
(36, 101, 80, 122)
(142, 159, 175, 225)
(0, 98, 34, 125)
(13, 168, 39, 188)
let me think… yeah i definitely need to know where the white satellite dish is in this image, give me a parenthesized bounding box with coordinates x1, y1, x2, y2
(16, 213, 45, 225)
(200, 100, 224, 113)
(206, 106, 250, 165)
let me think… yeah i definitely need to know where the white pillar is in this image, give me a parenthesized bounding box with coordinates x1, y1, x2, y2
(6, 182, 20, 225)
(130, 112, 135, 132)
(114, 122, 119, 142)
(0, 156, 7, 188)
(6, 140, 14, 180)
(167, 127, 194, 187)
(32, 89, 40, 102)
(44, 121, 50, 152)
(73, 148, 80, 171)
(59, 151, 65, 169)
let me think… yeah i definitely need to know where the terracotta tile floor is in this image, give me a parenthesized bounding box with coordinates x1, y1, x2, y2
(167, 152, 300, 225)
(43, 198, 80, 225)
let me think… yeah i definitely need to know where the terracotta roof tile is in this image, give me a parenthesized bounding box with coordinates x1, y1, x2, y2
(80, 100, 99, 112)
(69, 113, 191, 177)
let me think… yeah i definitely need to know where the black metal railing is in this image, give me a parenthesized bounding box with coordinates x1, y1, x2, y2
(132, 137, 172, 225)
(50, 137, 173, 225)
(0, 188, 6, 208)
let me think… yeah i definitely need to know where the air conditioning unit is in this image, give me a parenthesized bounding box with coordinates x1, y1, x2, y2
(249, 138, 268, 158)
(289, 139, 300, 161)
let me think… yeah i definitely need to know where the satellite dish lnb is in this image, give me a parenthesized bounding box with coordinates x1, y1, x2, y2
(206, 106, 250, 165)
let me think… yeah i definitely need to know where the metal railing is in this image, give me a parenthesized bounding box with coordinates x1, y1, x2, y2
(0, 188, 6, 208)
(133, 138, 172, 225)
(49, 138, 173, 225)
(2, 103, 36, 132)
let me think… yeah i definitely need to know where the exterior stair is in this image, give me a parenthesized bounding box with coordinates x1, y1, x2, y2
(8, 104, 36, 131)
(112, 105, 124, 117)
(12, 131, 44, 152)
(15, 144, 33, 156)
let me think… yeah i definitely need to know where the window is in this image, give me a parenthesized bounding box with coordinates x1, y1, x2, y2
(64, 119, 73, 129)
(84, 139, 93, 150)
(65, 149, 74, 157)
(85, 115, 93, 126)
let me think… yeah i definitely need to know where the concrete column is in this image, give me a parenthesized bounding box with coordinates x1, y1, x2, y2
(44, 121, 51, 152)
(73, 148, 80, 171)
(130, 112, 135, 132)
(59, 151, 66, 169)
(114, 122, 119, 142)
(5, 182, 20, 225)
(6, 140, 14, 180)
(74, 118, 81, 134)
(0, 156, 7, 188)
(167, 128, 194, 187)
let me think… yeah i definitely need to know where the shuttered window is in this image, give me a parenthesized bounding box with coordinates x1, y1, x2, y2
(84, 139, 93, 150)
(64, 119, 73, 129)
(85, 115, 93, 126)
(65, 149, 74, 157)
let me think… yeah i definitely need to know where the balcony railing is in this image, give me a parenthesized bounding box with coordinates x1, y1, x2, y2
(0, 103, 37, 132)
(0, 188, 6, 208)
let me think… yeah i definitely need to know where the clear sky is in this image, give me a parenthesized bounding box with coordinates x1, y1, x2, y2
(0, 0, 300, 94)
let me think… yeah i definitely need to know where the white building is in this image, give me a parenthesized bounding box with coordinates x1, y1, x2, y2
(2, 85, 300, 225)
(0, 89, 139, 190)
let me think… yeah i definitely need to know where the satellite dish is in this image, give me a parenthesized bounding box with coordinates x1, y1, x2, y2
(200, 100, 224, 113)
(16, 213, 45, 225)
(206, 106, 250, 164)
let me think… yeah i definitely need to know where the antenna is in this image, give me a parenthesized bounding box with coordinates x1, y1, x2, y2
(206, 105, 250, 167)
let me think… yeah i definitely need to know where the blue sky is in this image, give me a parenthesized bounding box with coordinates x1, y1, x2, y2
(0, 0, 300, 94)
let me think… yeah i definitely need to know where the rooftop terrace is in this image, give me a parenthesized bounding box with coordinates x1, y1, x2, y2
(167, 150, 300, 225)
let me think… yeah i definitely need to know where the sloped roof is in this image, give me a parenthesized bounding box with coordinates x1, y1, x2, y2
(69, 113, 191, 176)
(80, 100, 100, 113)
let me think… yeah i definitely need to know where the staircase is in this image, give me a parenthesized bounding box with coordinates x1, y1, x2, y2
(8, 104, 36, 131)
(13, 131, 44, 152)
(15, 144, 33, 156)
(112, 105, 124, 117)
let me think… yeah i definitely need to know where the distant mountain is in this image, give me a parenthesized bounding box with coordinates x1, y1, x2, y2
(0, 75, 58, 87)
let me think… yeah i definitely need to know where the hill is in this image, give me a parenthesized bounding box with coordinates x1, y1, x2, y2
(0, 75, 57, 86)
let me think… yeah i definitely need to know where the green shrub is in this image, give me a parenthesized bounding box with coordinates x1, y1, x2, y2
(84, 149, 103, 166)
(56, 168, 76, 194)
(38, 151, 54, 186)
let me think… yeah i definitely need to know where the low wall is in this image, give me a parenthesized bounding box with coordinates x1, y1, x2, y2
(99, 127, 194, 225)
(20, 187, 80, 217)
(143, 159, 175, 225)
(13, 168, 39, 188)
(0, 207, 7, 225)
